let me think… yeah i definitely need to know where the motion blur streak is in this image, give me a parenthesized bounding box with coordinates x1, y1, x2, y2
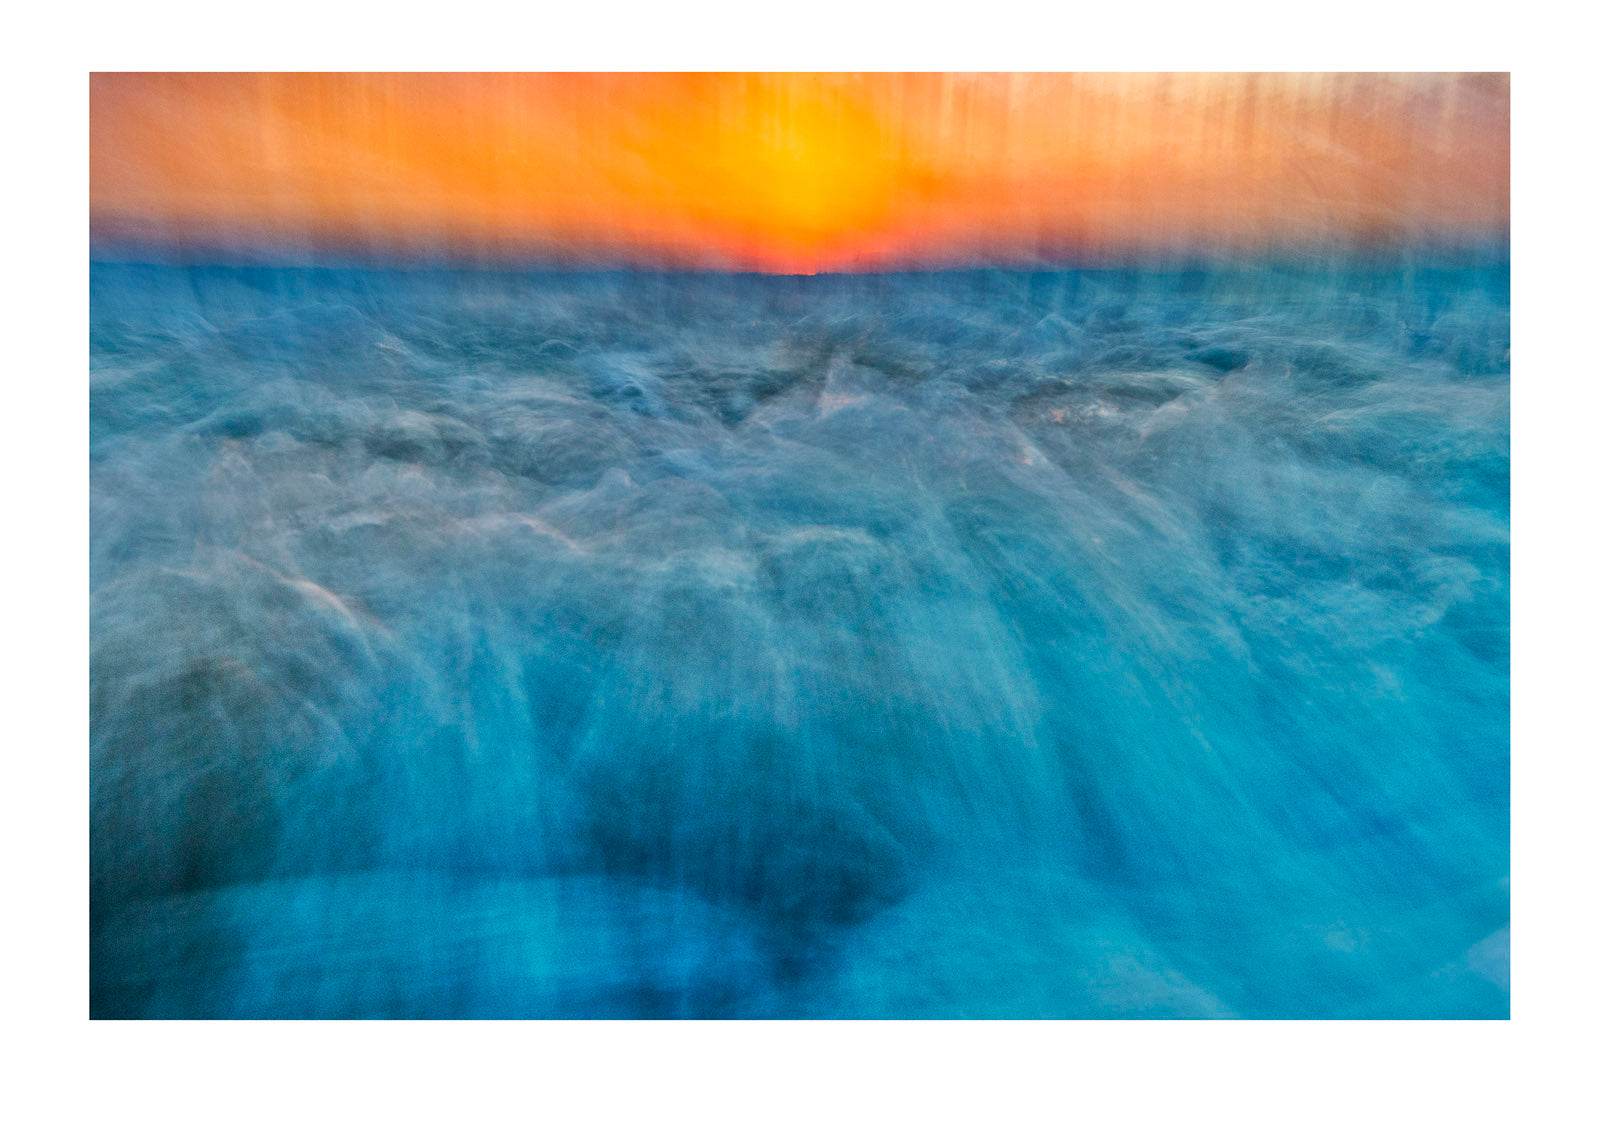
(90, 261, 1507, 1017)
(89, 73, 1508, 1018)
(91, 73, 1509, 274)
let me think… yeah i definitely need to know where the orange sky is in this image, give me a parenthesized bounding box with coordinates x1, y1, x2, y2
(90, 73, 1509, 273)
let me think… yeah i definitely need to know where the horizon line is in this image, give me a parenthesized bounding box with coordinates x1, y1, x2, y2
(90, 240, 1512, 279)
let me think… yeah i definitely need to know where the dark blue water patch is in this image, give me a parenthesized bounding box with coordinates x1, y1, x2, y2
(89, 261, 1509, 1018)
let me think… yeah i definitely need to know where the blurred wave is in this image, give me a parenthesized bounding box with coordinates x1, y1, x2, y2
(90, 261, 1509, 1017)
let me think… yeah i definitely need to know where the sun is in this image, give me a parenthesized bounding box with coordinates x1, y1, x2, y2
(695, 77, 900, 271)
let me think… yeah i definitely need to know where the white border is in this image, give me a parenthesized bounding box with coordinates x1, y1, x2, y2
(12, 3, 1595, 1126)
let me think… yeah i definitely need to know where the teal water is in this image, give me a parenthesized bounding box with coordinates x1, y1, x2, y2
(90, 262, 1509, 1017)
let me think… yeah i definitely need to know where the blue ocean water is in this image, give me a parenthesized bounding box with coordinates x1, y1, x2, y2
(89, 261, 1509, 1018)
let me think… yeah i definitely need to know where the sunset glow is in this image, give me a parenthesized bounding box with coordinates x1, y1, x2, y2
(90, 73, 1509, 272)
